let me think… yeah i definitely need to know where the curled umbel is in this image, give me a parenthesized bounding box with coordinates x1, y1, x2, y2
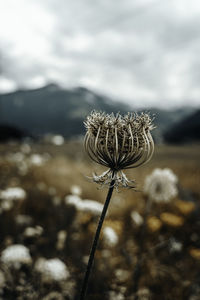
(84, 111, 154, 188)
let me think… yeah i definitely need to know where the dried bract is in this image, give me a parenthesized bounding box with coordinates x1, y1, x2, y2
(84, 111, 154, 188)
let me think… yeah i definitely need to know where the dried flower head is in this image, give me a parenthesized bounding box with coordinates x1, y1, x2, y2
(84, 111, 154, 188)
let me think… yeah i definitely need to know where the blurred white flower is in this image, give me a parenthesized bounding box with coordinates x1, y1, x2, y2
(109, 291, 125, 300)
(80, 199, 103, 215)
(137, 288, 151, 299)
(0, 187, 26, 213)
(169, 238, 183, 253)
(70, 185, 82, 196)
(1, 200, 13, 211)
(20, 143, 31, 154)
(6, 152, 29, 175)
(0, 187, 26, 201)
(65, 195, 82, 206)
(143, 168, 178, 203)
(103, 227, 118, 247)
(6, 152, 25, 163)
(65, 195, 103, 215)
(1, 244, 32, 269)
(34, 258, 70, 282)
(23, 226, 43, 238)
(29, 154, 45, 166)
(115, 269, 130, 282)
(51, 135, 64, 146)
(15, 214, 33, 226)
(131, 211, 143, 226)
(18, 161, 29, 176)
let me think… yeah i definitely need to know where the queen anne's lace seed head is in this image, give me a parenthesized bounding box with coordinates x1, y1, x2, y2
(84, 111, 154, 188)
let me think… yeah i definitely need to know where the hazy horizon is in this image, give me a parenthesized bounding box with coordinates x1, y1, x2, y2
(0, 82, 199, 111)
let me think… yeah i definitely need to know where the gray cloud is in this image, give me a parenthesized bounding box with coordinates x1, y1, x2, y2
(0, 0, 200, 108)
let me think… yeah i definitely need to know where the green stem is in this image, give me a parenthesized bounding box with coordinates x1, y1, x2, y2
(79, 177, 115, 300)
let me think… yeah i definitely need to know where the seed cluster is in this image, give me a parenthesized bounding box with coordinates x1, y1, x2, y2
(84, 111, 154, 188)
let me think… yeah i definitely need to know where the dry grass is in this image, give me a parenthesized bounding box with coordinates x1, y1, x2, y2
(0, 141, 199, 299)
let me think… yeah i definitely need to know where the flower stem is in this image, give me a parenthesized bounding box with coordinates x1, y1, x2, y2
(79, 176, 115, 300)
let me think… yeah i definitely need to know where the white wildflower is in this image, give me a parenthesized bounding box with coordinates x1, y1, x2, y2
(70, 185, 82, 196)
(51, 135, 64, 146)
(0, 187, 26, 213)
(23, 226, 43, 238)
(131, 211, 143, 226)
(109, 291, 125, 300)
(29, 154, 45, 166)
(7, 152, 25, 163)
(0, 187, 26, 201)
(115, 269, 130, 282)
(15, 214, 33, 226)
(1, 200, 13, 211)
(103, 227, 118, 247)
(80, 200, 103, 215)
(65, 195, 82, 206)
(1, 244, 32, 268)
(34, 258, 70, 282)
(65, 195, 103, 215)
(143, 168, 178, 203)
(137, 288, 151, 299)
(20, 143, 31, 154)
(169, 238, 183, 253)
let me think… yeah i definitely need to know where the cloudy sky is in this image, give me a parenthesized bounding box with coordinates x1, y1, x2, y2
(0, 0, 200, 108)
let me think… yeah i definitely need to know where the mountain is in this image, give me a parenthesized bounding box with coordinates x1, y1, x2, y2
(138, 107, 195, 143)
(0, 84, 131, 139)
(164, 109, 200, 144)
(0, 84, 197, 142)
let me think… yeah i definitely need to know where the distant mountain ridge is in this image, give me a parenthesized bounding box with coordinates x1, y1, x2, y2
(0, 84, 198, 143)
(164, 109, 200, 144)
(0, 84, 131, 138)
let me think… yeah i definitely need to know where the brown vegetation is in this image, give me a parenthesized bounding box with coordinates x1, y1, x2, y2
(0, 141, 199, 299)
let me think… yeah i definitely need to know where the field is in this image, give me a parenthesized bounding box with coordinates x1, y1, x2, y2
(0, 141, 200, 300)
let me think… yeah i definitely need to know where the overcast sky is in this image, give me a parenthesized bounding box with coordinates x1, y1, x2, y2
(0, 0, 200, 108)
